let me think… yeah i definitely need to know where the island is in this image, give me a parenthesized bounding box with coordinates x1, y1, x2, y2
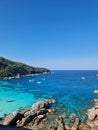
(0, 57, 51, 79)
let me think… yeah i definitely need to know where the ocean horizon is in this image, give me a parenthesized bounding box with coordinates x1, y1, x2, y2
(0, 70, 98, 123)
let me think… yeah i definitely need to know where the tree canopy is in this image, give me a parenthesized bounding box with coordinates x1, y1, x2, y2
(0, 57, 50, 79)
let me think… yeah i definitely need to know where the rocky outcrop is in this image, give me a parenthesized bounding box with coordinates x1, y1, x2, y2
(65, 117, 80, 130)
(79, 123, 90, 130)
(2, 99, 56, 129)
(86, 99, 98, 129)
(56, 116, 65, 130)
(2, 90, 98, 130)
(84, 90, 98, 130)
(3, 112, 23, 125)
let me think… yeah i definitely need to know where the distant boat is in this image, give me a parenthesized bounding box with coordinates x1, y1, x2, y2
(96, 74, 98, 77)
(29, 79, 34, 82)
(7, 99, 15, 102)
(37, 81, 42, 84)
(81, 77, 85, 80)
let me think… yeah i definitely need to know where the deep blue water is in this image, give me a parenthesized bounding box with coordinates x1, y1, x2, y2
(0, 70, 98, 122)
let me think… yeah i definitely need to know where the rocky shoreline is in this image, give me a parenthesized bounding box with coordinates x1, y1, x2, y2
(3, 72, 50, 80)
(0, 91, 98, 130)
(0, 57, 51, 80)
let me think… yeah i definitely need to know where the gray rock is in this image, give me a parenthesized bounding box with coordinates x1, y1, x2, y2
(74, 117, 80, 126)
(56, 117, 65, 130)
(3, 112, 22, 125)
(86, 120, 95, 128)
(87, 109, 96, 120)
(65, 124, 71, 130)
(49, 126, 57, 130)
(91, 126, 98, 130)
(37, 114, 45, 119)
(21, 112, 37, 126)
(95, 109, 98, 116)
(57, 126, 65, 130)
(94, 120, 98, 127)
(37, 108, 48, 115)
(71, 125, 78, 130)
(31, 100, 49, 111)
(79, 123, 90, 130)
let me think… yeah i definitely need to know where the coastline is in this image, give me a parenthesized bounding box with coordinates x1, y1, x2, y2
(0, 70, 98, 130)
(0, 90, 98, 130)
(2, 72, 51, 80)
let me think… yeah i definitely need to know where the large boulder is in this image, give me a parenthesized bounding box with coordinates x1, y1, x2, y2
(86, 120, 95, 128)
(70, 117, 80, 130)
(3, 112, 22, 125)
(91, 127, 98, 130)
(31, 100, 50, 111)
(87, 108, 96, 120)
(71, 125, 78, 130)
(79, 123, 90, 130)
(2, 99, 55, 128)
(17, 112, 37, 126)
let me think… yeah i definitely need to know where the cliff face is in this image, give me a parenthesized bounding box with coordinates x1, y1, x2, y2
(0, 57, 50, 79)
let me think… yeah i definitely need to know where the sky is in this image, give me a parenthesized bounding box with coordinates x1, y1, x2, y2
(0, 0, 98, 70)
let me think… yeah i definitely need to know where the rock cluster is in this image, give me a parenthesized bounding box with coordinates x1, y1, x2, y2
(2, 90, 98, 130)
(86, 99, 98, 130)
(48, 89, 98, 130)
(2, 99, 56, 129)
(49, 116, 80, 130)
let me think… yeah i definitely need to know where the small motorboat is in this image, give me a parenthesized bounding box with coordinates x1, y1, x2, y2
(29, 79, 35, 82)
(7, 99, 15, 102)
(37, 81, 42, 84)
(81, 77, 85, 80)
(96, 74, 98, 77)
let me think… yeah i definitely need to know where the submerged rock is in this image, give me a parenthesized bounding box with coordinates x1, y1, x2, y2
(87, 109, 96, 121)
(49, 126, 57, 130)
(56, 117, 65, 130)
(86, 97, 98, 130)
(79, 123, 90, 130)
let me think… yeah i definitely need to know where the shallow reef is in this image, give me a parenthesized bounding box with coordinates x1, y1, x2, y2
(1, 90, 98, 130)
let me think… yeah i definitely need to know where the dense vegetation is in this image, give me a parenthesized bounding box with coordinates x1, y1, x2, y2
(0, 57, 50, 79)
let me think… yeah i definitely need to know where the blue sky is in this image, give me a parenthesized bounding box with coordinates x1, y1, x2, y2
(0, 0, 98, 70)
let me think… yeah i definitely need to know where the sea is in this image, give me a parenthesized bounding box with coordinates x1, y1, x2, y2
(0, 70, 98, 122)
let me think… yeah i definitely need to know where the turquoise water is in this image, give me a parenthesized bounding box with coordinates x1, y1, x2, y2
(0, 70, 98, 121)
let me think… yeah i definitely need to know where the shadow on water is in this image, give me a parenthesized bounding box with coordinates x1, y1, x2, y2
(0, 125, 29, 130)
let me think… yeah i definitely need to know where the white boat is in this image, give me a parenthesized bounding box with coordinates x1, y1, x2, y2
(29, 79, 35, 82)
(37, 81, 42, 84)
(81, 77, 85, 80)
(96, 74, 98, 77)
